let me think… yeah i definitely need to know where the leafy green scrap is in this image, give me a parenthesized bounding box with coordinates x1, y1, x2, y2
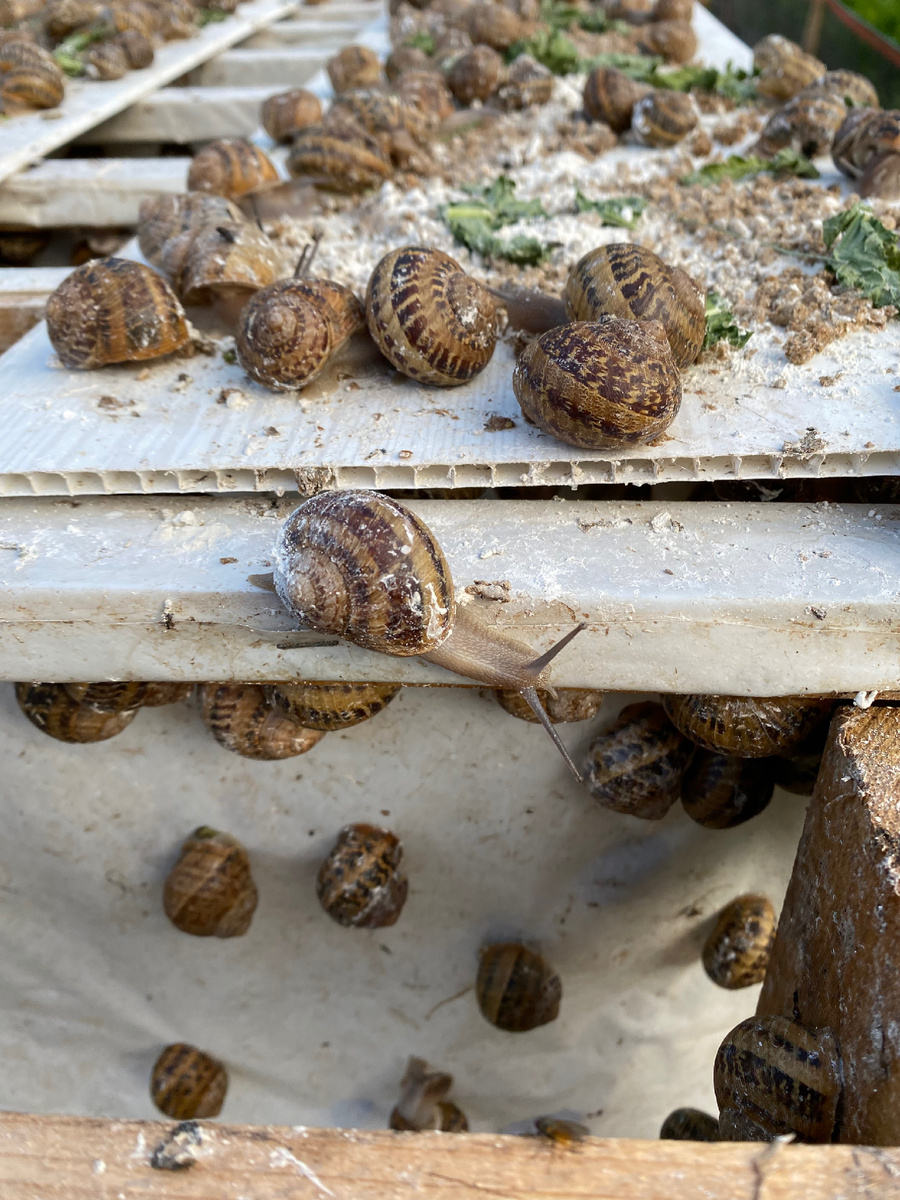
(680, 148, 820, 186)
(703, 291, 753, 350)
(442, 175, 553, 263)
(823, 203, 900, 310)
(52, 28, 106, 76)
(573, 191, 647, 228)
(507, 27, 580, 74)
(403, 30, 436, 54)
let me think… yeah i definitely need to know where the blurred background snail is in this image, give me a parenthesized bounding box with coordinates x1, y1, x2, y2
(316, 823, 408, 928)
(187, 138, 279, 202)
(584, 701, 692, 819)
(164, 826, 258, 938)
(476, 942, 561, 1032)
(659, 1108, 720, 1141)
(663, 694, 833, 758)
(832, 107, 900, 201)
(327, 43, 382, 94)
(261, 87, 323, 143)
(701, 894, 776, 990)
(583, 67, 651, 133)
(754, 70, 878, 160)
(753, 34, 825, 101)
(151, 1043, 228, 1120)
(680, 751, 775, 829)
(16, 681, 140, 743)
(267, 681, 401, 731)
(389, 1056, 468, 1131)
(198, 683, 326, 760)
(286, 124, 392, 193)
(632, 89, 699, 148)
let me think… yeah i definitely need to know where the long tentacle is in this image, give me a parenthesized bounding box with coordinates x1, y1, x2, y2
(521, 685, 583, 783)
(526, 622, 587, 678)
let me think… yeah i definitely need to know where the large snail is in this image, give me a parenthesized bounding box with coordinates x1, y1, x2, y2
(151, 1043, 228, 1120)
(702, 894, 776, 990)
(163, 826, 258, 938)
(476, 942, 561, 1032)
(663, 694, 832, 758)
(584, 701, 691, 819)
(316, 823, 408, 928)
(198, 683, 325, 760)
(187, 138, 279, 202)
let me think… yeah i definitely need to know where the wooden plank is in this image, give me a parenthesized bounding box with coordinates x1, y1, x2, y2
(0, 1113, 898, 1199)
(182, 43, 362, 86)
(0, 158, 190, 227)
(757, 704, 900, 1146)
(0, 267, 70, 355)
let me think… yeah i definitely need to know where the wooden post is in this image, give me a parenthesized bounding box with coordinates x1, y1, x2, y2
(802, 0, 827, 55)
(757, 704, 900, 1145)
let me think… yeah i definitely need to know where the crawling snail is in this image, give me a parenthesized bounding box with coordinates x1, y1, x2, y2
(198, 683, 326, 760)
(681, 751, 775, 829)
(664, 694, 832, 758)
(584, 701, 692, 819)
(659, 1108, 720, 1141)
(702, 894, 776, 990)
(476, 942, 561, 1032)
(261, 87, 322, 143)
(390, 1056, 468, 1132)
(268, 681, 401, 731)
(151, 1043, 228, 1120)
(317, 823, 408, 928)
(164, 826, 258, 938)
(16, 681, 140, 743)
(187, 138, 279, 202)
(256, 490, 585, 778)
(286, 124, 392, 193)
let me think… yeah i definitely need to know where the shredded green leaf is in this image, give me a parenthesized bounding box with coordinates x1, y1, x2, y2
(458, 174, 547, 222)
(53, 27, 107, 75)
(507, 27, 580, 74)
(573, 191, 647, 228)
(823, 203, 900, 311)
(198, 7, 229, 23)
(576, 52, 757, 101)
(441, 175, 552, 263)
(222, 347, 237, 364)
(703, 292, 753, 350)
(680, 148, 820, 186)
(538, 0, 629, 34)
(403, 30, 435, 53)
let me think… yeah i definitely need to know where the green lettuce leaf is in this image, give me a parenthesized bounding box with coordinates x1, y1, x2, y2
(823, 203, 900, 310)
(681, 148, 820, 186)
(703, 292, 753, 350)
(573, 191, 647, 228)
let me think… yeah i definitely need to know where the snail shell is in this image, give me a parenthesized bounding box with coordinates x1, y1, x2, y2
(583, 67, 652, 133)
(115, 29, 154, 69)
(583, 700, 691, 819)
(268, 681, 401, 731)
(316, 823, 408, 928)
(261, 87, 322, 143)
(46, 257, 190, 369)
(366, 246, 498, 386)
(653, 0, 693, 20)
(494, 686, 603, 724)
(0, 0, 43, 21)
(819, 68, 878, 109)
(198, 683, 326, 760)
(0, 61, 64, 110)
(385, 45, 432, 82)
(467, 2, 526, 51)
(16, 681, 139, 743)
(681, 751, 775, 829)
(702, 894, 776, 990)
(754, 86, 848, 159)
(43, 0, 103, 38)
(327, 44, 382, 94)
(163, 826, 259, 938)
(389, 1056, 467, 1131)
(179, 220, 282, 307)
(0, 38, 56, 71)
(138, 193, 244, 282)
(64, 681, 150, 712)
(328, 89, 432, 162)
(714, 1016, 842, 1142)
(476, 942, 561, 1032)
(663, 694, 832, 758)
(638, 19, 697, 63)
(753, 34, 825, 101)
(394, 69, 455, 122)
(85, 42, 129, 81)
(632, 88, 699, 147)
(187, 138, 279, 201)
(771, 718, 829, 796)
(151, 1043, 228, 1119)
(447, 45, 505, 106)
(143, 682, 194, 707)
(513, 318, 682, 450)
(659, 1108, 720, 1141)
(860, 150, 900, 201)
(157, 0, 198, 40)
(564, 243, 706, 369)
(494, 54, 552, 110)
(286, 125, 392, 193)
(833, 107, 900, 184)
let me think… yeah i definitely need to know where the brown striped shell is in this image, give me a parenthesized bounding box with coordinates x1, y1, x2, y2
(702, 894, 776, 990)
(385, 45, 432, 83)
(513, 318, 682, 451)
(494, 686, 603, 724)
(45, 258, 190, 369)
(389, 1056, 467, 1131)
(583, 700, 692, 819)
(753, 35, 825, 101)
(272, 490, 455, 657)
(138, 193, 245, 283)
(316, 823, 408, 928)
(84, 42, 129, 81)
(860, 150, 900, 200)
(198, 683, 326, 760)
(43, 0, 103, 38)
(65, 681, 150, 712)
(680, 751, 775, 829)
(754, 86, 850, 159)
(261, 87, 323, 143)
(632, 88, 699, 147)
(151, 1043, 228, 1120)
(394, 69, 455, 122)
(714, 1016, 842, 1142)
(366, 246, 497, 386)
(476, 942, 561, 1032)
(564, 243, 706, 369)
(179, 220, 282, 306)
(653, 0, 693, 20)
(467, 2, 526, 50)
(663, 694, 832, 758)
(156, 0, 197, 40)
(286, 125, 392, 193)
(328, 88, 432, 158)
(659, 1108, 720, 1141)
(163, 826, 259, 938)
(493, 54, 552, 111)
(833, 108, 900, 178)
(638, 19, 697, 63)
(143, 682, 194, 707)
(583, 67, 651, 132)
(0, 62, 64, 110)
(447, 44, 505, 106)
(16, 681, 139, 743)
(0, 38, 56, 72)
(115, 29, 154, 69)
(187, 139, 279, 201)
(268, 681, 401, 731)
(819, 68, 878, 108)
(327, 44, 382, 94)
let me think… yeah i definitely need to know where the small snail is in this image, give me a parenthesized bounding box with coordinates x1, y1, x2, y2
(316, 823, 408, 928)
(84, 42, 129, 81)
(187, 139, 279, 202)
(269, 491, 584, 778)
(64, 681, 149, 712)
(659, 1108, 720, 1141)
(394, 70, 455, 123)
(431, 27, 473, 72)
(494, 54, 552, 111)
(327, 44, 382, 94)
(513, 318, 682, 450)
(476, 942, 561, 1032)
(198, 683, 326, 760)
(16, 681, 139, 743)
(494, 686, 603, 724)
(143, 682, 194, 707)
(583, 700, 691, 820)
(366, 246, 498, 386)
(261, 87, 322, 143)
(771, 719, 829, 796)
(286, 125, 392, 193)
(632, 89, 700, 147)
(467, 2, 526, 51)
(833, 108, 900, 201)
(663, 694, 832, 758)
(43, 0, 101, 37)
(46, 258, 190, 369)
(157, 0, 198, 40)
(753, 34, 825, 101)
(385, 45, 431, 83)
(714, 1016, 842, 1142)
(702, 894, 776, 989)
(164, 826, 258, 938)
(583, 67, 652, 133)
(681, 751, 775, 829)
(447, 45, 505, 106)
(151, 1043, 228, 1120)
(564, 244, 706, 369)
(638, 19, 697, 63)
(328, 90, 431, 167)
(116, 29, 154, 70)
(268, 681, 401, 731)
(389, 1056, 468, 1132)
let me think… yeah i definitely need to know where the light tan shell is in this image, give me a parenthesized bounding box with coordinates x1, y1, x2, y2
(632, 88, 699, 147)
(163, 826, 259, 938)
(138, 193, 245, 281)
(64, 682, 149, 712)
(198, 683, 326, 759)
(261, 87, 323, 143)
(16, 681, 139, 743)
(493, 54, 552, 110)
(269, 681, 401, 731)
(317, 823, 408, 927)
(395, 69, 455, 121)
(476, 942, 561, 1032)
(466, 1, 526, 50)
(179, 220, 282, 306)
(584, 700, 691, 819)
(638, 19, 697, 63)
(447, 44, 505, 106)
(583, 66, 651, 132)
(0, 57, 64, 110)
(151, 1043, 228, 1120)
(286, 124, 392, 193)
(702, 894, 777, 989)
(187, 138, 279, 201)
(385, 45, 432, 83)
(494, 686, 603, 724)
(753, 34, 825, 101)
(663, 694, 832, 758)
(327, 44, 382, 93)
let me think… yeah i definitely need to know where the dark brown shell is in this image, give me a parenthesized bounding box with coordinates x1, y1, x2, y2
(198, 683, 326, 759)
(286, 125, 392, 193)
(43, 0, 103, 38)
(394, 69, 455, 121)
(476, 942, 561, 1032)
(753, 34, 825, 101)
(187, 139, 279, 201)
(327, 44, 382, 93)
(493, 54, 552, 110)
(151, 1043, 228, 1120)
(467, 2, 525, 50)
(46, 257, 190, 369)
(143, 682, 194, 707)
(632, 88, 699, 147)
(583, 700, 691, 819)
(771, 718, 829, 796)
(330, 89, 431, 150)
(385, 45, 432, 83)
(0, 62, 65, 109)
(115, 29, 154, 69)
(179, 220, 281, 306)
(437, 1103, 469, 1132)
(447, 44, 505, 106)
(316, 823, 408, 928)
(366, 246, 497, 386)
(659, 1108, 720, 1141)
(513, 318, 682, 451)
(163, 826, 258, 938)
(702, 894, 776, 989)
(681, 751, 775, 829)
(494, 686, 603, 724)
(583, 66, 651, 132)
(860, 150, 900, 200)
(714, 1016, 842, 1142)
(64, 681, 150, 712)
(261, 87, 323, 143)
(16, 681, 139, 743)
(663, 694, 832, 758)
(564, 243, 706, 369)
(269, 681, 401, 731)
(85, 42, 129, 81)
(272, 490, 455, 656)
(638, 19, 697, 63)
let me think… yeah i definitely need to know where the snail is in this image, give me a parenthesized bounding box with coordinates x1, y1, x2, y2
(268, 681, 401, 731)
(389, 1056, 468, 1132)
(771, 719, 829, 796)
(714, 1016, 842, 1142)
(261, 88, 323, 143)
(198, 683, 326, 760)
(0, 58, 65, 111)
(583, 700, 692, 819)
(327, 44, 382, 94)
(385, 45, 432, 83)
(583, 67, 652, 133)
(16, 681, 139, 743)
(431, 27, 473, 72)
(638, 19, 697, 63)
(753, 34, 825, 101)
(467, 2, 527, 51)
(632, 89, 700, 147)
(157, 0, 198, 40)
(653, 0, 694, 19)
(663, 694, 832, 758)
(680, 751, 775, 829)
(138, 193, 245, 285)
(316, 823, 408, 928)
(394, 69, 455, 123)
(143, 682, 194, 707)
(513, 318, 682, 450)
(151, 1043, 228, 1120)
(286, 124, 392, 193)
(857, 151, 900, 202)
(476, 942, 561, 1032)
(267, 490, 585, 778)
(832, 108, 900, 201)
(494, 54, 552, 110)
(187, 139, 279, 202)
(64, 682, 149, 712)
(163, 826, 258, 938)
(702, 894, 776, 990)
(84, 41, 129, 81)
(327, 89, 432, 166)
(564, 244, 706, 369)
(115, 29, 154, 69)
(366, 246, 498, 386)
(447, 44, 505, 106)
(659, 1108, 720, 1141)
(754, 72, 879, 160)
(178, 220, 282, 323)
(43, 0, 103, 38)
(45, 258, 190, 369)
(494, 686, 603, 724)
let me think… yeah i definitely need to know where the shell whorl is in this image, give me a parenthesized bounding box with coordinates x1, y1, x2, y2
(236, 282, 334, 392)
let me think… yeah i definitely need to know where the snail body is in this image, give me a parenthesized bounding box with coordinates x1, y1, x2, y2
(317, 823, 408, 928)
(632, 89, 699, 147)
(681, 751, 775, 829)
(327, 43, 382, 93)
(583, 67, 651, 132)
(476, 942, 561, 1032)
(702, 894, 776, 989)
(261, 87, 322, 143)
(164, 826, 258, 938)
(16, 681, 139, 743)
(663, 694, 832, 758)
(494, 686, 603, 724)
(390, 1056, 467, 1132)
(286, 125, 392, 193)
(584, 700, 691, 819)
(187, 139, 279, 201)
(268, 681, 401, 731)
(447, 44, 505, 106)
(151, 1043, 228, 1119)
(198, 683, 325, 760)
(660, 1108, 720, 1141)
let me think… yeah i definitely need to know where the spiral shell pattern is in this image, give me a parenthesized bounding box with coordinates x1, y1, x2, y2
(187, 138, 278, 201)
(164, 827, 258, 938)
(476, 942, 561, 1032)
(16, 681, 139, 743)
(65, 681, 149, 712)
(236, 282, 333, 391)
(584, 700, 691, 819)
(286, 126, 391, 193)
(0, 61, 64, 108)
(198, 683, 325, 759)
(583, 66, 651, 132)
(151, 1043, 228, 1120)
(269, 681, 401, 731)
(664, 694, 832, 758)
(261, 87, 322, 143)
(316, 823, 408, 927)
(632, 89, 699, 147)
